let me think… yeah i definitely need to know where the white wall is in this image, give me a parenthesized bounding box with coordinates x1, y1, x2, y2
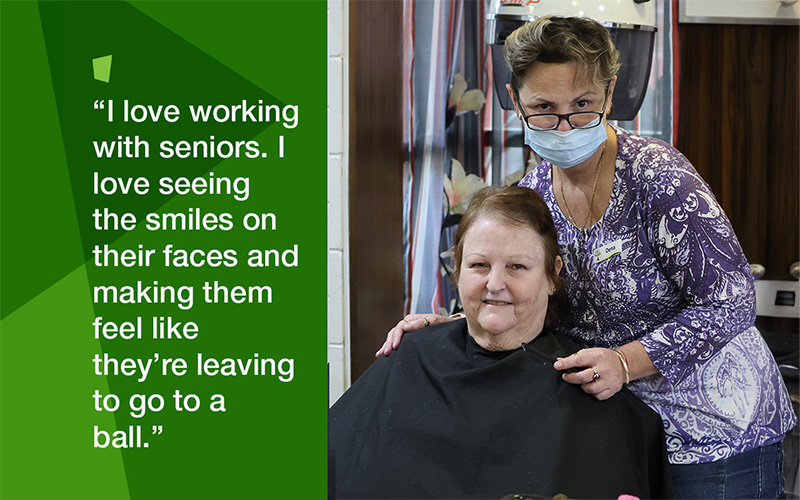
(328, 0, 350, 405)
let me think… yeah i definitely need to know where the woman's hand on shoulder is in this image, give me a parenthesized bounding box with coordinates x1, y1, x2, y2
(553, 348, 626, 401)
(375, 314, 455, 358)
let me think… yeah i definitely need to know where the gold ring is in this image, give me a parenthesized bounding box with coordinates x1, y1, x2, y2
(422, 317, 430, 327)
(592, 368, 600, 382)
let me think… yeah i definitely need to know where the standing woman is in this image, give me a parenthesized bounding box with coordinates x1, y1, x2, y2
(379, 16, 796, 499)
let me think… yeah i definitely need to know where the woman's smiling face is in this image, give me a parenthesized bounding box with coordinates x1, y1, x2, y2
(458, 216, 560, 351)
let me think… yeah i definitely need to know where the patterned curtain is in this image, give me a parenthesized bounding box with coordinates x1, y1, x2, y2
(403, 0, 487, 315)
(402, 0, 679, 314)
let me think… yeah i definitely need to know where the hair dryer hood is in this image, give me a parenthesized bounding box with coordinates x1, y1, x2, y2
(487, 0, 657, 121)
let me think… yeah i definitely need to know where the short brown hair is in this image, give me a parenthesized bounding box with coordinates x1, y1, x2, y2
(452, 186, 565, 324)
(504, 16, 620, 91)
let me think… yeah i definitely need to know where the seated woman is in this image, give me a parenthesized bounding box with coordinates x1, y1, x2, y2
(329, 187, 673, 499)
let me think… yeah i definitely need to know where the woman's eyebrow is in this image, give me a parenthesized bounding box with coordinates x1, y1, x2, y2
(464, 252, 536, 261)
(565, 90, 601, 104)
(524, 90, 598, 106)
(523, 94, 552, 106)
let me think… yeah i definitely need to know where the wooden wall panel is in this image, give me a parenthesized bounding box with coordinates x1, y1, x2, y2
(348, 1, 405, 381)
(677, 24, 799, 281)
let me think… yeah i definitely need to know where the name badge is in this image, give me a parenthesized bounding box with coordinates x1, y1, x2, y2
(594, 239, 622, 264)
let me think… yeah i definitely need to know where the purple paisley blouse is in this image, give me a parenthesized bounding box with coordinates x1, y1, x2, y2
(519, 126, 796, 464)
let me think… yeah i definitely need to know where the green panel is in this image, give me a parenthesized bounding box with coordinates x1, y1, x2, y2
(2, 1, 327, 498)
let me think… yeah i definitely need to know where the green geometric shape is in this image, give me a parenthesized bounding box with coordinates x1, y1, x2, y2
(93, 54, 112, 82)
(1, 0, 85, 321)
(1, 265, 130, 500)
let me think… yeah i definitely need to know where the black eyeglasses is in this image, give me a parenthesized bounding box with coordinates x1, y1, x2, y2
(515, 86, 610, 131)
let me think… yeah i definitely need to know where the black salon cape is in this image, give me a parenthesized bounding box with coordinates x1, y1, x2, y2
(329, 320, 673, 500)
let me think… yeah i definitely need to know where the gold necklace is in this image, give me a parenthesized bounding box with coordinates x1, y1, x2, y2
(556, 141, 606, 251)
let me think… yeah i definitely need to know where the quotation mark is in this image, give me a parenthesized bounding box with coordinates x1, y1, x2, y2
(144, 425, 163, 448)
(94, 100, 105, 110)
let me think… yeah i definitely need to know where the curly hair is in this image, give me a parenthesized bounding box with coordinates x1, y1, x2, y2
(504, 16, 620, 91)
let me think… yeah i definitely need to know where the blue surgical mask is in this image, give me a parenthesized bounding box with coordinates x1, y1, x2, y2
(524, 122, 608, 169)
